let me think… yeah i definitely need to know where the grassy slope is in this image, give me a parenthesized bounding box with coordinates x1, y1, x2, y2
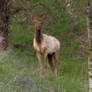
(0, 0, 88, 92)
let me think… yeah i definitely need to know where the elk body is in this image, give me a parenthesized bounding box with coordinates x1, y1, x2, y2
(32, 17, 60, 77)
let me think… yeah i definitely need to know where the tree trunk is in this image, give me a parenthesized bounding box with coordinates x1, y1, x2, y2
(0, 0, 9, 50)
(86, 0, 92, 91)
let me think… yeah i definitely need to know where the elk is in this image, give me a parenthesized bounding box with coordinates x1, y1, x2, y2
(32, 16, 60, 77)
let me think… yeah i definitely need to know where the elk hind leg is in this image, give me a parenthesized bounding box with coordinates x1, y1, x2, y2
(54, 52, 58, 76)
(47, 54, 56, 75)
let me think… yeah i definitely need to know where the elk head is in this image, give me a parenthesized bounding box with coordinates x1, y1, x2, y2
(32, 16, 46, 30)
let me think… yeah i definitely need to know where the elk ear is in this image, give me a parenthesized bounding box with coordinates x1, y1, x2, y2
(32, 16, 38, 22)
(40, 16, 47, 21)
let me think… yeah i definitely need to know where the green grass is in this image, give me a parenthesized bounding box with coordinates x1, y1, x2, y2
(0, 0, 89, 92)
(0, 48, 88, 92)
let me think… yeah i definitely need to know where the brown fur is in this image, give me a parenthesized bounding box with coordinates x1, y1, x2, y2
(32, 16, 60, 77)
(35, 29, 43, 44)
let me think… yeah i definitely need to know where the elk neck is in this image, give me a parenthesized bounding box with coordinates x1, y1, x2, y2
(35, 28, 43, 44)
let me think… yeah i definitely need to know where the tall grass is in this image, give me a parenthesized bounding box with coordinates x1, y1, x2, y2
(0, 0, 89, 92)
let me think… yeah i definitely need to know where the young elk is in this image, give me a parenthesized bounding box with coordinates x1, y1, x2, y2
(32, 17, 60, 77)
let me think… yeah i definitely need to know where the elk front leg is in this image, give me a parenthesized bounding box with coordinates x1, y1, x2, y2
(36, 51, 42, 77)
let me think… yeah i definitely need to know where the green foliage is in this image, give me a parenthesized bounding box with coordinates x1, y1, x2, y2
(0, 0, 88, 92)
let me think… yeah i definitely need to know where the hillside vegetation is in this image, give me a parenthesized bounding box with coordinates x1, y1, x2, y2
(0, 0, 89, 92)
